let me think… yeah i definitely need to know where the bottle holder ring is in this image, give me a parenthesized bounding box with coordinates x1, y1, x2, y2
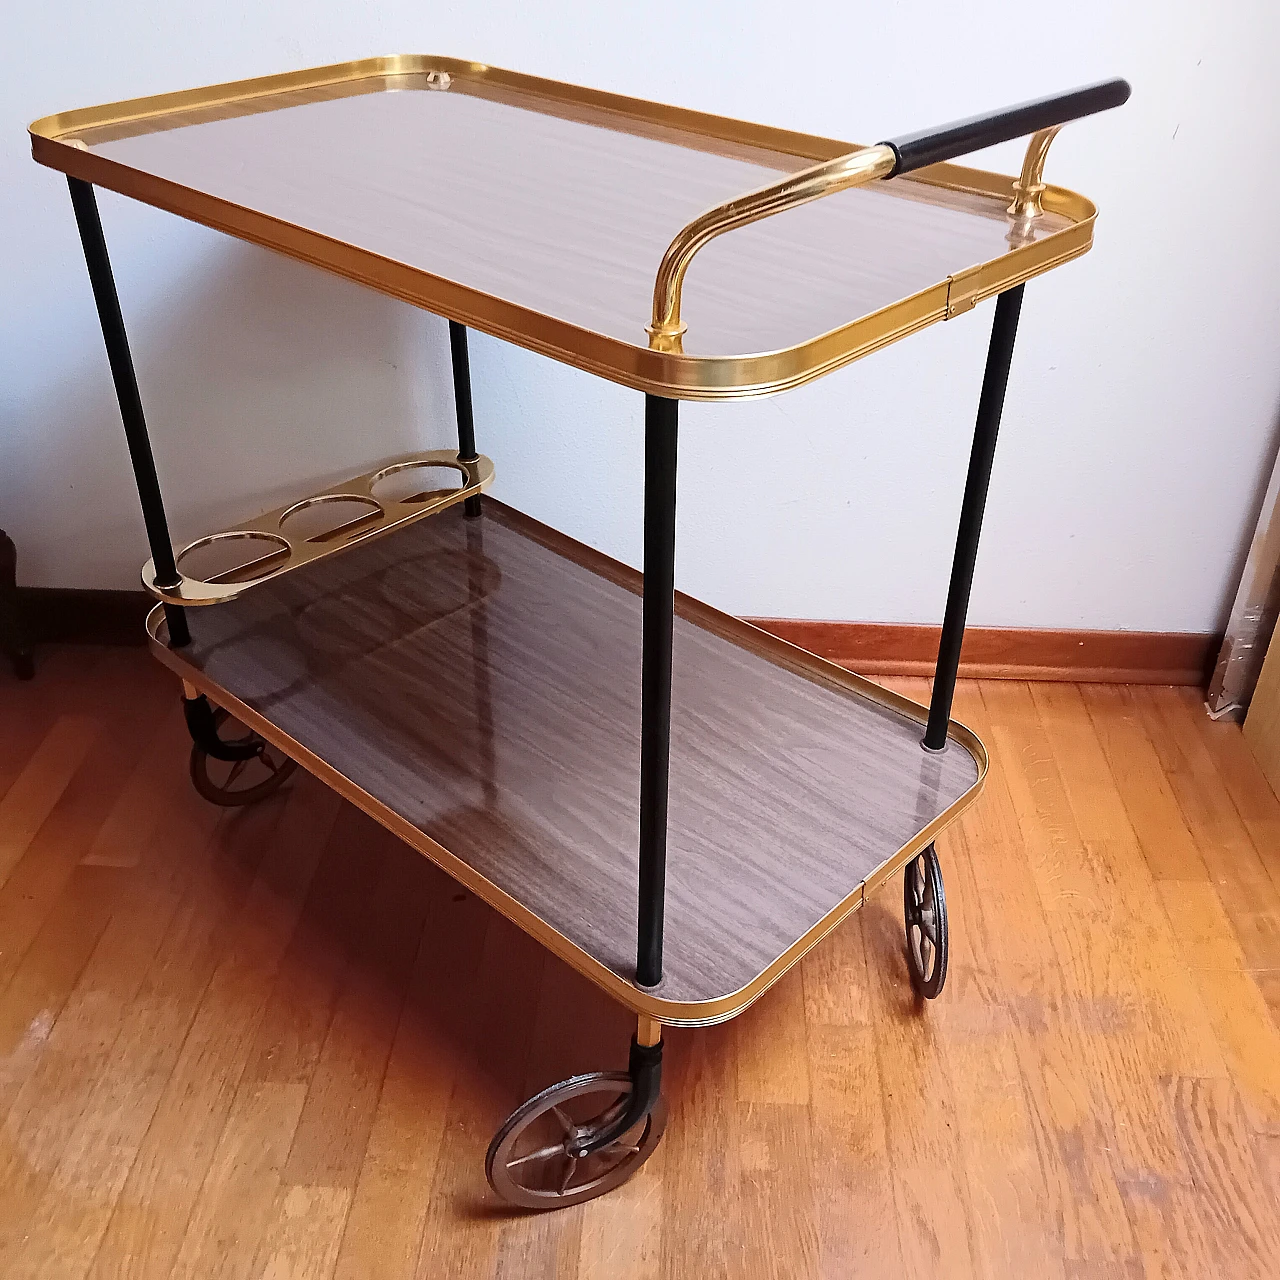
(143, 450, 494, 606)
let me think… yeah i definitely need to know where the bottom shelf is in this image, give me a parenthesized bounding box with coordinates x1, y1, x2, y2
(148, 500, 985, 1024)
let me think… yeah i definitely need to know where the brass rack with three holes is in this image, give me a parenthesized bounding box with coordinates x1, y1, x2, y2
(143, 449, 494, 606)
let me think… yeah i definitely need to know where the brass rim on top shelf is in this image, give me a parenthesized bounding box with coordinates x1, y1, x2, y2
(144, 449, 494, 606)
(30, 55, 1098, 402)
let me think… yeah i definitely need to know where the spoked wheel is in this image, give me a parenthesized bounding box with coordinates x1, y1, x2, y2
(190, 707, 298, 807)
(904, 843, 949, 999)
(485, 1072, 666, 1210)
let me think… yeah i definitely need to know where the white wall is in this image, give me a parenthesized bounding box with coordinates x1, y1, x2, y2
(4, 1, 1278, 632)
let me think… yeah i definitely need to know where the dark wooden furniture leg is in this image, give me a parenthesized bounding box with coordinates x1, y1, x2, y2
(0, 530, 35, 680)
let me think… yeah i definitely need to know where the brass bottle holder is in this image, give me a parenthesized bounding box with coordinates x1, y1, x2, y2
(143, 449, 494, 606)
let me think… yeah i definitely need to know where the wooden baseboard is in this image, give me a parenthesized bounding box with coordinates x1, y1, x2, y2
(14, 589, 1217, 686)
(17, 588, 152, 647)
(748, 620, 1219, 686)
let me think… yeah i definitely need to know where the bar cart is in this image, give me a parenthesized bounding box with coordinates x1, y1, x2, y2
(30, 60, 1127, 1208)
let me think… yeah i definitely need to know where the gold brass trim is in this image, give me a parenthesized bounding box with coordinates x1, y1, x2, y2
(1008, 125, 1064, 222)
(647, 144, 897, 349)
(143, 449, 493, 606)
(636, 1015, 663, 1046)
(143, 585, 986, 1028)
(30, 56, 1098, 401)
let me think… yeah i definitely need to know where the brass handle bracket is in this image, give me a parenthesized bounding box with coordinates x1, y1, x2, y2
(647, 143, 898, 352)
(1007, 124, 1064, 222)
(649, 79, 1128, 349)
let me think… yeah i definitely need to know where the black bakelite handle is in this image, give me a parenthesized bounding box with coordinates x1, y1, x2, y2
(881, 78, 1131, 176)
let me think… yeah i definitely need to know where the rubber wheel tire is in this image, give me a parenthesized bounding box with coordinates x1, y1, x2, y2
(485, 1072, 666, 1210)
(904, 844, 949, 999)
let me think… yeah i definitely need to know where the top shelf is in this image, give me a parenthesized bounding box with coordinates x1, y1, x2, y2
(31, 55, 1098, 400)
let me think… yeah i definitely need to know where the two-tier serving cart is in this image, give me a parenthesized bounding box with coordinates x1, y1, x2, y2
(31, 59, 1127, 1208)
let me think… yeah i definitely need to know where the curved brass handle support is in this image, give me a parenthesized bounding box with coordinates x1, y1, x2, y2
(648, 78, 1129, 351)
(646, 143, 897, 351)
(1007, 125, 1063, 221)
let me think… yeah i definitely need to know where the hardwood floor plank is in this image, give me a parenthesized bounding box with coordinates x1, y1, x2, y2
(1029, 683, 1137, 844)
(0, 743, 223, 1269)
(0, 716, 99, 887)
(806, 1018, 902, 1279)
(412, 916, 546, 1280)
(925, 830, 1068, 1279)
(1157, 881, 1280, 1136)
(253, 1184, 351, 1280)
(0, 712, 195, 1128)
(0, 648, 111, 803)
(734, 970, 810, 1106)
(576, 1128, 664, 1280)
(1080, 685, 1207, 882)
(0, 868, 114, 1123)
(992, 682, 1224, 1074)
(86, 774, 340, 1280)
(1255, 1130, 1280, 1196)
(242, 815, 421, 1279)
(0, 663, 174, 997)
(942, 685, 1078, 1274)
(800, 906, 875, 1030)
(240, 805, 392, 1089)
(277, 833, 434, 1191)
(1179, 687, 1280, 887)
(332, 883, 493, 1280)
(1143, 689, 1280, 973)
(1258, 971, 1280, 1031)
(1167, 1076, 1280, 1275)
(10, 791, 283, 1278)
(862, 899, 979, 1279)
(3, 649, 1280, 1278)
(979, 682, 1166, 1259)
(738, 1102, 819, 1280)
(658, 1021, 742, 1280)
(169, 1081, 310, 1280)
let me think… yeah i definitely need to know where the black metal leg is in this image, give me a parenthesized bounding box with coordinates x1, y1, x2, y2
(449, 321, 482, 518)
(67, 178, 190, 648)
(636, 395, 678, 987)
(924, 284, 1024, 750)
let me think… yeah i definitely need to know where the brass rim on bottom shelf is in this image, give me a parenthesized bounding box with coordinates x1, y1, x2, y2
(144, 587, 986, 1028)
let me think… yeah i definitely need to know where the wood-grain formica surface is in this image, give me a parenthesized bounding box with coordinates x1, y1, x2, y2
(157, 502, 980, 1011)
(2, 653, 1279, 1277)
(74, 78, 1065, 360)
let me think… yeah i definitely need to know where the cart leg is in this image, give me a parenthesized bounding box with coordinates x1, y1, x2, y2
(66, 178, 190, 649)
(180, 679, 298, 806)
(68, 178, 293, 797)
(449, 321, 482, 519)
(485, 1013, 666, 1209)
(637, 394, 678, 988)
(924, 284, 1024, 750)
(484, 393, 676, 1208)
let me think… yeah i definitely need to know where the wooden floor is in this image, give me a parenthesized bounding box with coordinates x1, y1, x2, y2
(1, 647, 1278, 1279)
